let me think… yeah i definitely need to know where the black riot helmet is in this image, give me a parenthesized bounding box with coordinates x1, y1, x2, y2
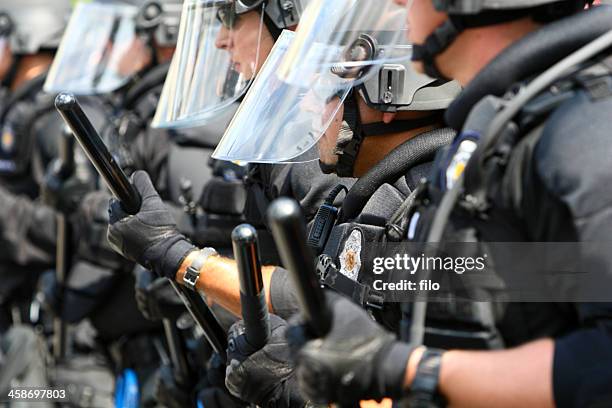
(134, 0, 183, 47)
(216, 0, 307, 40)
(431, 0, 590, 14)
(225, 0, 304, 28)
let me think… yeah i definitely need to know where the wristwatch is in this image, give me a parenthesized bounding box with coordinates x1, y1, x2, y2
(182, 247, 218, 291)
(409, 347, 446, 408)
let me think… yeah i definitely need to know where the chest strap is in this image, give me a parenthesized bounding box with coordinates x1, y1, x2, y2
(316, 254, 385, 310)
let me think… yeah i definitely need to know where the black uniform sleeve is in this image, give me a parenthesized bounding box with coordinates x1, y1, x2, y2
(553, 305, 612, 408)
(535, 90, 612, 407)
(260, 161, 355, 222)
(0, 185, 56, 267)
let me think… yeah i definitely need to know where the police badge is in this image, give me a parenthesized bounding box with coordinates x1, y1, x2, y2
(1, 126, 15, 154)
(339, 229, 363, 281)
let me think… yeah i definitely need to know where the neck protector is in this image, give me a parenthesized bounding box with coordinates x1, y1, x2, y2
(323, 92, 444, 177)
(338, 126, 455, 223)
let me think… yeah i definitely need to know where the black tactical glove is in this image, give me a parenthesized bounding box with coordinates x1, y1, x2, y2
(287, 292, 413, 405)
(195, 354, 248, 408)
(75, 190, 127, 270)
(107, 171, 196, 279)
(225, 315, 307, 408)
(134, 267, 185, 321)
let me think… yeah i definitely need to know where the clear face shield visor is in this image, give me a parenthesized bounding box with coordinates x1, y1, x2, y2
(212, 0, 413, 163)
(43, 2, 146, 95)
(151, 0, 267, 129)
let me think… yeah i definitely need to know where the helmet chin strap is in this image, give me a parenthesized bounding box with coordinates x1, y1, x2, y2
(255, 2, 284, 42)
(262, 10, 283, 41)
(320, 92, 444, 177)
(411, 10, 533, 81)
(411, 17, 464, 81)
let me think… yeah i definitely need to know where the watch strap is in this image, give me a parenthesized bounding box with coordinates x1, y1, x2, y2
(409, 347, 446, 408)
(183, 248, 217, 290)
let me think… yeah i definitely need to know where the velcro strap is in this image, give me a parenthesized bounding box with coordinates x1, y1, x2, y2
(429, 19, 463, 57)
(317, 255, 385, 309)
(412, 19, 464, 80)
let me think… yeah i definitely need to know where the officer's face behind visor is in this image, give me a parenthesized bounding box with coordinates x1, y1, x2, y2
(214, 6, 273, 80)
(152, 0, 271, 129)
(212, 0, 412, 164)
(43, 2, 146, 95)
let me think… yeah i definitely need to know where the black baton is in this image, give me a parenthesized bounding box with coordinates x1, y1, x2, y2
(162, 318, 191, 386)
(269, 199, 359, 408)
(54, 92, 141, 214)
(267, 198, 332, 337)
(170, 282, 228, 362)
(52, 126, 75, 361)
(232, 224, 270, 350)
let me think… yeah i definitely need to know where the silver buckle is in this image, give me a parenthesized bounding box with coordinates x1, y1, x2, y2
(183, 265, 200, 289)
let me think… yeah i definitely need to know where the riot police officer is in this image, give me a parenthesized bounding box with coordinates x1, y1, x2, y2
(0, 2, 120, 404)
(207, 3, 461, 404)
(36, 2, 192, 406)
(288, 1, 612, 406)
(0, 0, 112, 330)
(53, 1, 309, 405)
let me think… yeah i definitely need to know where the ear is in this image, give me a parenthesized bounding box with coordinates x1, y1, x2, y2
(382, 112, 397, 124)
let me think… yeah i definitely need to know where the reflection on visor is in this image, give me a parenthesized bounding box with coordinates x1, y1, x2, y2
(0, 13, 12, 38)
(279, 0, 411, 88)
(92, 18, 121, 89)
(43, 2, 141, 95)
(216, 4, 237, 28)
